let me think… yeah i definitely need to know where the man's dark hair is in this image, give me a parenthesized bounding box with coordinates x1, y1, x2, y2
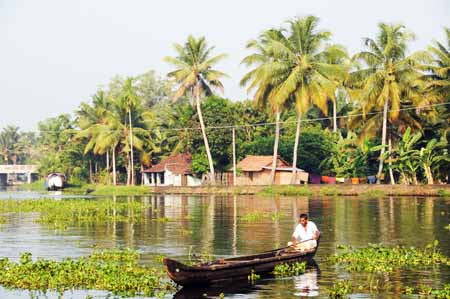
(299, 213, 308, 220)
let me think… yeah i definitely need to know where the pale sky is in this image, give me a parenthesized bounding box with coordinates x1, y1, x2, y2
(1, 0, 448, 131)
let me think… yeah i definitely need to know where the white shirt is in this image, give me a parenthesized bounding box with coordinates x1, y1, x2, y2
(292, 221, 319, 246)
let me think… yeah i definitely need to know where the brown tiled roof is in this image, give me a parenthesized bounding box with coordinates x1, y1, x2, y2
(235, 155, 289, 172)
(143, 152, 192, 175)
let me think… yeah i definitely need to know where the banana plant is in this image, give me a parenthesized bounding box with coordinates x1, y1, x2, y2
(419, 137, 449, 184)
(387, 127, 422, 184)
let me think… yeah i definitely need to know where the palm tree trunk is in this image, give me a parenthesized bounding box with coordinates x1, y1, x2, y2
(388, 134, 395, 185)
(128, 110, 135, 185)
(112, 146, 117, 186)
(376, 100, 389, 184)
(126, 152, 131, 186)
(290, 114, 302, 184)
(89, 160, 93, 183)
(106, 150, 109, 171)
(195, 82, 215, 184)
(270, 110, 281, 185)
(333, 99, 337, 133)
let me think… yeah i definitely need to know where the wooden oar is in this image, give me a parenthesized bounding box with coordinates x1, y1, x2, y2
(275, 239, 314, 256)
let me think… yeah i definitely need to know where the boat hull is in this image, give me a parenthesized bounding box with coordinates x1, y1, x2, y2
(163, 245, 318, 286)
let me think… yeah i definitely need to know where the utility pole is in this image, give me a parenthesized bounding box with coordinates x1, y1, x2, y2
(232, 128, 236, 186)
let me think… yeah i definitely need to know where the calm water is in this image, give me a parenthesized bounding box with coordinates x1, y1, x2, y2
(0, 190, 449, 299)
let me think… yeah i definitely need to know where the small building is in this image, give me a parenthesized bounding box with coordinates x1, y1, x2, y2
(232, 155, 308, 185)
(142, 153, 202, 187)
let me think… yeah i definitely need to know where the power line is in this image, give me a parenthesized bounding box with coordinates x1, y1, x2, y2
(8, 102, 450, 133)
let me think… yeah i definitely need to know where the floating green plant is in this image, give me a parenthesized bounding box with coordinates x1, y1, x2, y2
(241, 211, 283, 222)
(241, 212, 265, 222)
(272, 261, 306, 277)
(270, 211, 282, 221)
(154, 217, 170, 222)
(328, 280, 353, 299)
(0, 249, 175, 297)
(328, 241, 450, 273)
(247, 269, 260, 284)
(0, 198, 152, 228)
(404, 284, 450, 298)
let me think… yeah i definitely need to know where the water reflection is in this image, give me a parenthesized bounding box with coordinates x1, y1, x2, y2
(293, 268, 319, 297)
(0, 192, 449, 298)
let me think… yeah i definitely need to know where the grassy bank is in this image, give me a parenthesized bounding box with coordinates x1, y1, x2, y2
(63, 184, 152, 196)
(56, 183, 450, 197)
(15, 179, 46, 191)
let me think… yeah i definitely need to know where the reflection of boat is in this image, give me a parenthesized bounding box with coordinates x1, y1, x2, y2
(172, 278, 261, 299)
(45, 173, 66, 191)
(164, 241, 319, 286)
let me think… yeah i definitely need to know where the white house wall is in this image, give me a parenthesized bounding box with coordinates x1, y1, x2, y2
(142, 171, 202, 186)
(187, 175, 202, 186)
(164, 168, 181, 186)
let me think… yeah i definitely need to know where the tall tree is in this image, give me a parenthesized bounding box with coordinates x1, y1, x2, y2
(164, 35, 228, 184)
(121, 78, 140, 185)
(242, 16, 346, 183)
(0, 126, 21, 164)
(241, 29, 286, 184)
(425, 27, 450, 100)
(347, 23, 420, 184)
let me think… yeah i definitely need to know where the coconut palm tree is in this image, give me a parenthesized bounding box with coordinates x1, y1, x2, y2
(0, 126, 22, 165)
(241, 29, 287, 184)
(76, 90, 112, 182)
(421, 27, 450, 136)
(164, 36, 228, 184)
(120, 78, 141, 185)
(425, 27, 450, 100)
(241, 16, 346, 183)
(347, 23, 422, 184)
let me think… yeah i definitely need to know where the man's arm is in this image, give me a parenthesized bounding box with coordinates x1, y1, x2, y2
(291, 225, 299, 246)
(311, 222, 320, 240)
(313, 229, 320, 240)
(290, 235, 297, 246)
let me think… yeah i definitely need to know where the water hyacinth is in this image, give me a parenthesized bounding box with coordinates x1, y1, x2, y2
(0, 198, 151, 228)
(0, 249, 175, 297)
(240, 211, 283, 222)
(329, 242, 450, 273)
(272, 262, 306, 277)
(328, 280, 353, 299)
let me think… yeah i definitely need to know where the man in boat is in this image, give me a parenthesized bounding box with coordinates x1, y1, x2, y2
(288, 213, 320, 251)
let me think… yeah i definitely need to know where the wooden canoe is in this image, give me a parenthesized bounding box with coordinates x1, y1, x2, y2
(163, 241, 319, 286)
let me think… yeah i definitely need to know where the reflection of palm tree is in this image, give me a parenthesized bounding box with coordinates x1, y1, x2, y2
(201, 195, 215, 255)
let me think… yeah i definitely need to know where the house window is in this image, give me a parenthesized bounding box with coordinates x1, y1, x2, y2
(159, 173, 165, 184)
(249, 172, 253, 181)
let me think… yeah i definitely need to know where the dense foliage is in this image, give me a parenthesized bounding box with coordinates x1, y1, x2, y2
(1, 19, 448, 185)
(0, 249, 174, 297)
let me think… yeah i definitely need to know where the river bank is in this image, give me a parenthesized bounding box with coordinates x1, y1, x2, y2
(16, 183, 450, 197)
